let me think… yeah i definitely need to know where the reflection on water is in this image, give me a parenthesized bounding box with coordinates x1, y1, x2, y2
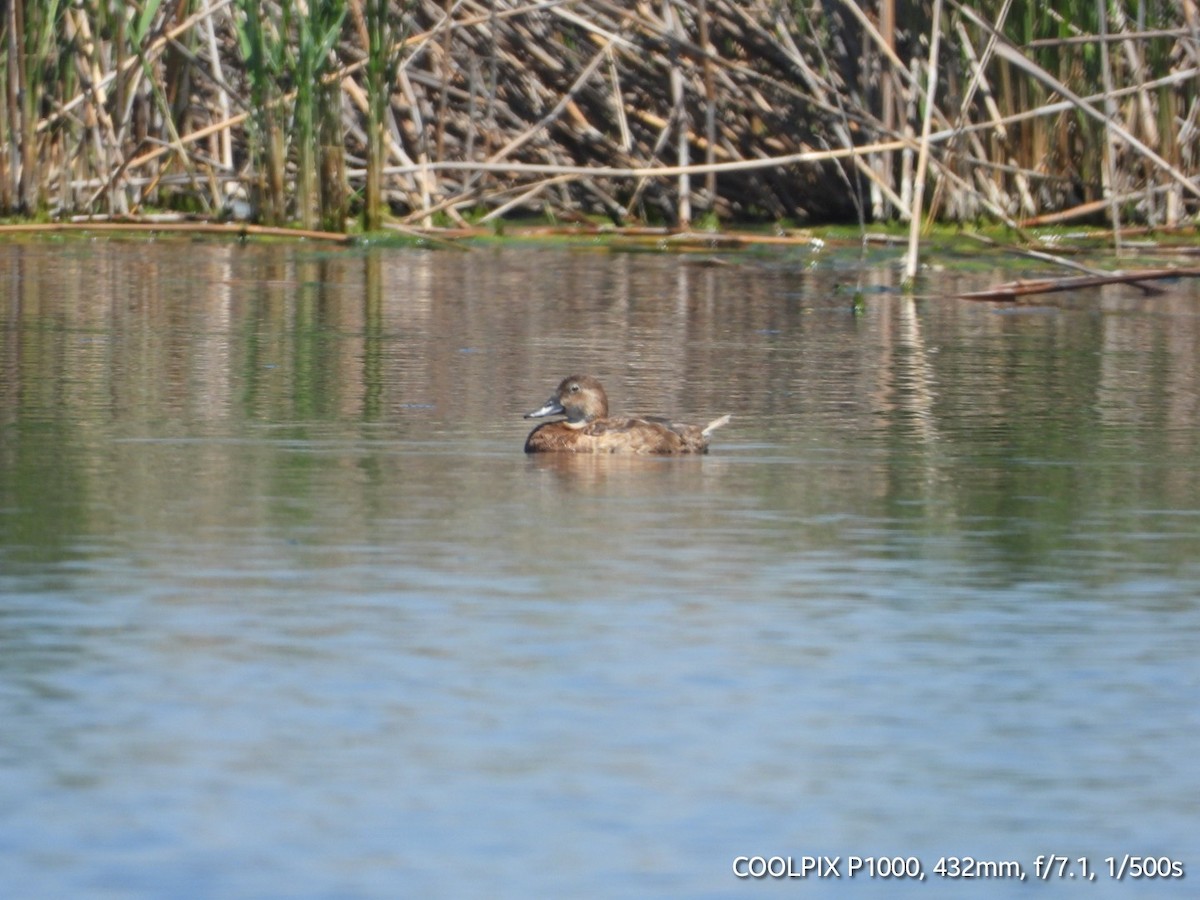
(1, 239, 1198, 897)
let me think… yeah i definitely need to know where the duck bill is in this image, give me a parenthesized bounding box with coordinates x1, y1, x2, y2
(524, 397, 565, 419)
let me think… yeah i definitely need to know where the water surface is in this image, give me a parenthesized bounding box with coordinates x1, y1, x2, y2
(2, 238, 1198, 897)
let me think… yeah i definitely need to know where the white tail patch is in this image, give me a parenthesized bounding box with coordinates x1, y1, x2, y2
(702, 414, 731, 436)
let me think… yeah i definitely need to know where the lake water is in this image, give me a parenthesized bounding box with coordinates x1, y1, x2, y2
(1, 237, 1198, 897)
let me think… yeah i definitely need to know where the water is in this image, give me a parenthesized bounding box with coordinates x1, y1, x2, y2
(1, 238, 1198, 897)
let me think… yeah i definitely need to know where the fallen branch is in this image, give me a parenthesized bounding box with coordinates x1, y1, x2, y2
(959, 267, 1200, 301)
(0, 220, 355, 243)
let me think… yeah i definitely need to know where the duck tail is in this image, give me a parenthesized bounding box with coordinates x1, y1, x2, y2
(702, 414, 731, 437)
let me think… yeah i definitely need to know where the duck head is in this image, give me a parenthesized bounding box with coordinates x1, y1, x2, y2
(524, 374, 609, 427)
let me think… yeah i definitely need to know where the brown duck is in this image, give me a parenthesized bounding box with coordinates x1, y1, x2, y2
(524, 374, 730, 454)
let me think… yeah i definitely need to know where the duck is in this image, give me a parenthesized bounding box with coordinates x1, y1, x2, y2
(524, 374, 730, 454)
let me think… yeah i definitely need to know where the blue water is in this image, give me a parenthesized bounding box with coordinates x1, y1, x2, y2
(1, 240, 1198, 897)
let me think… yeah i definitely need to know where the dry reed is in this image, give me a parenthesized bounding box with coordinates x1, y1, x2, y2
(0, 0, 1196, 237)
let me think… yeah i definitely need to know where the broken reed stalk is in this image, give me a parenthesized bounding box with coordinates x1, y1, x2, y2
(697, 0, 716, 217)
(664, 0, 690, 228)
(903, 0, 943, 284)
(371, 140, 911, 178)
(1096, 0, 1122, 251)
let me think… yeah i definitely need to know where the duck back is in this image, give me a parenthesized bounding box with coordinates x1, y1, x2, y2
(525, 414, 729, 454)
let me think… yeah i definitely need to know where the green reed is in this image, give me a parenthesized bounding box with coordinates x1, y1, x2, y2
(1025, 0, 1191, 216)
(233, 0, 347, 228)
(2, 0, 67, 214)
(362, 0, 407, 231)
(233, 0, 289, 224)
(291, 0, 346, 230)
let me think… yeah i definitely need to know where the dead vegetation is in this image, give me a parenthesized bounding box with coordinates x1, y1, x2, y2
(1, 0, 1197, 241)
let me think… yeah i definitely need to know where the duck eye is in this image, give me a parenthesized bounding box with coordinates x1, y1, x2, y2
(569, 383, 580, 393)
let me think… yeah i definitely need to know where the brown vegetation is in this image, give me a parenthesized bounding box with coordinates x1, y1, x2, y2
(0, 1, 1197, 235)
